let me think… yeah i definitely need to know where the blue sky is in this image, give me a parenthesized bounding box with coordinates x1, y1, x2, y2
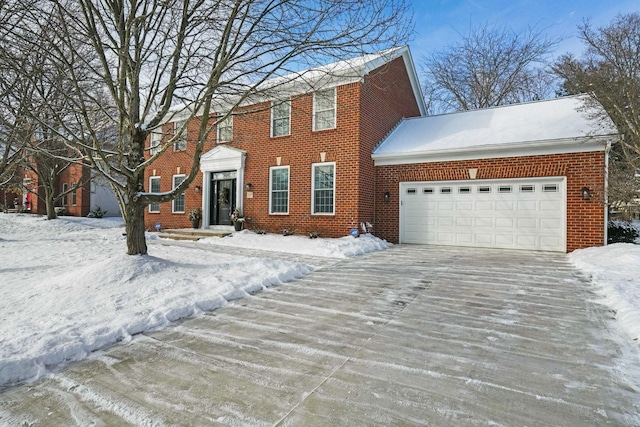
(409, 0, 639, 61)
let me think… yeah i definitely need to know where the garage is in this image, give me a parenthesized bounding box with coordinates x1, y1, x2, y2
(373, 96, 619, 252)
(400, 177, 565, 251)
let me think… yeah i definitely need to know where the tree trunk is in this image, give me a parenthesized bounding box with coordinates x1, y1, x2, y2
(124, 200, 148, 255)
(44, 186, 57, 220)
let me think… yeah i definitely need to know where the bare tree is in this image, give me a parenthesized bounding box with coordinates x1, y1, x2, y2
(10, 0, 411, 255)
(422, 23, 558, 113)
(554, 13, 640, 207)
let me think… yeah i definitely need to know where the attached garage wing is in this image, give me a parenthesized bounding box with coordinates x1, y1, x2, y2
(400, 178, 566, 252)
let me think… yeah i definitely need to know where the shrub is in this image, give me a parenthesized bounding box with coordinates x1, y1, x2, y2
(87, 206, 107, 218)
(607, 220, 639, 244)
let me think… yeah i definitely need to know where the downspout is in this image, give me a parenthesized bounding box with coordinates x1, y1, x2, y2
(603, 138, 613, 245)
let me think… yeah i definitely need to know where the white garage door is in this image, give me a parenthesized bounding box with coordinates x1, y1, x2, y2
(400, 177, 566, 251)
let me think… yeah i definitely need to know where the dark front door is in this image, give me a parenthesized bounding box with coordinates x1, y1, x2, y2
(210, 176, 236, 225)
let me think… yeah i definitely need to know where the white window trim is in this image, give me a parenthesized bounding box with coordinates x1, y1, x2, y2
(269, 165, 290, 215)
(311, 161, 336, 215)
(217, 115, 233, 143)
(71, 183, 77, 206)
(312, 88, 336, 131)
(61, 183, 68, 207)
(150, 130, 162, 155)
(173, 121, 186, 151)
(270, 99, 291, 137)
(172, 174, 186, 213)
(148, 176, 161, 213)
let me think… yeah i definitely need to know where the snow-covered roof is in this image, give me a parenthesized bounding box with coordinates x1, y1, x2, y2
(372, 95, 618, 165)
(217, 46, 425, 116)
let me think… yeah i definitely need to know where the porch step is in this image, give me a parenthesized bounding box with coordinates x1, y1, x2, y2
(158, 228, 232, 242)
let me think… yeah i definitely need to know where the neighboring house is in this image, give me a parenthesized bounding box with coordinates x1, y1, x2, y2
(145, 47, 617, 253)
(8, 163, 121, 217)
(373, 95, 618, 252)
(144, 46, 425, 235)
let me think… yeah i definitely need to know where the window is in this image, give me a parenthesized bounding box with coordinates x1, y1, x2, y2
(520, 185, 535, 193)
(406, 188, 417, 194)
(61, 183, 68, 207)
(458, 187, 471, 194)
(440, 187, 452, 194)
(543, 184, 559, 192)
(217, 115, 233, 143)
(173, 120, 186, 151)
(271, 100, 290, 137)
(172, 175, 185, 213)
(423, 188, 434, 194)
(313, 88, 336, 131)
(312, 162, 335, 214)
(71, 183, 77, 206)
(149, 176, 161, 213)
(150, 130, 162, 155)
(269, 166, 289, 214)
(498, 185, 512, 193)
(478, 186, 491, 193)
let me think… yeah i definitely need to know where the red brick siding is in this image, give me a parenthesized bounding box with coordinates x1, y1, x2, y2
(145, 57, 422, 236)
(359, 56, 422, 231)
(57, 164, 91, 217)
(375, 151, 606, 252)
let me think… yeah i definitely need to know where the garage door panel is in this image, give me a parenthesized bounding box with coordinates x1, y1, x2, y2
(400, 178, 565, 251)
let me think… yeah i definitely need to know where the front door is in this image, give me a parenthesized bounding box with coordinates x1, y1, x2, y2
(210, 172, 237, 225)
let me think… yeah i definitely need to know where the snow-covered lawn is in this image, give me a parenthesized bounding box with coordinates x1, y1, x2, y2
(0, 214, 389, 389)
(569, 243, 640, 343)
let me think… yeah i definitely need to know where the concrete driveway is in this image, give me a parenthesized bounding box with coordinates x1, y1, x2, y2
(1, 245, 639, 426)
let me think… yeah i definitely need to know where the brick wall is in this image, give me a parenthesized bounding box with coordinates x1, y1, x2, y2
(375, 151, 607, 252)
(145, 56, 422, 236)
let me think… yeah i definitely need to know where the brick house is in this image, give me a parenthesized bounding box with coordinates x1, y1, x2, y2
(3, 163, 120, 217)
(373, 95, 618, 252)
(144, 46, 426, 236)
(145, 47, 616, 252)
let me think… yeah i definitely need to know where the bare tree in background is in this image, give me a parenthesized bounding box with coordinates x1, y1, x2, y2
(554, 13, 640, 209)
(0, 0, 34, 188)
(422, 23, 558, 113)
(9, 0, 412, 255)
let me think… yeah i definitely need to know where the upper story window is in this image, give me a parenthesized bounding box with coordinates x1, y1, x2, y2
(149, 176, 161, 213)
(271, 100, 291, 137)
(150, 130, 162, 155)
(313, 88, 336, 131)
(217, 115, 233, 143)
(173, 120, 186, 151)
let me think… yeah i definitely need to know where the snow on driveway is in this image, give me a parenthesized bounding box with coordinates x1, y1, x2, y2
(0, 214, 389, 388)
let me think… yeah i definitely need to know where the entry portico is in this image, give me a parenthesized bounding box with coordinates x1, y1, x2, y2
(200, 145, 247, 228)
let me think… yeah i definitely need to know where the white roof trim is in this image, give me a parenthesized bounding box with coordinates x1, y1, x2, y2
(200, 145, 246, 172)
(373, 135, 616, 166)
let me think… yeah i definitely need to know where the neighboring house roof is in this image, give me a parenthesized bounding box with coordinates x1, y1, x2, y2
(372, 95, 619, 165)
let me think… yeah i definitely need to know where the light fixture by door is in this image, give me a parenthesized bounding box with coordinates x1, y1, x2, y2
(384, 192, 390, 202)
(581, 187, 591, 201)
(194, 185, 201, 194)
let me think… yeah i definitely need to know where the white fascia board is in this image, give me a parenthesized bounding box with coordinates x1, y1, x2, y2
(372, 135, 617, 166)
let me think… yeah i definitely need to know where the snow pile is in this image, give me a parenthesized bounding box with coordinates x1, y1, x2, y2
(0, 214, 389, 389)
(200, 229, 392, 258)
(569, 243, 640, 342)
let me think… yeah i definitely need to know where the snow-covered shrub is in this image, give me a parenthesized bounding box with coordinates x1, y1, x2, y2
(87, 206, 107, 218)
(607, 220, 639, 244)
